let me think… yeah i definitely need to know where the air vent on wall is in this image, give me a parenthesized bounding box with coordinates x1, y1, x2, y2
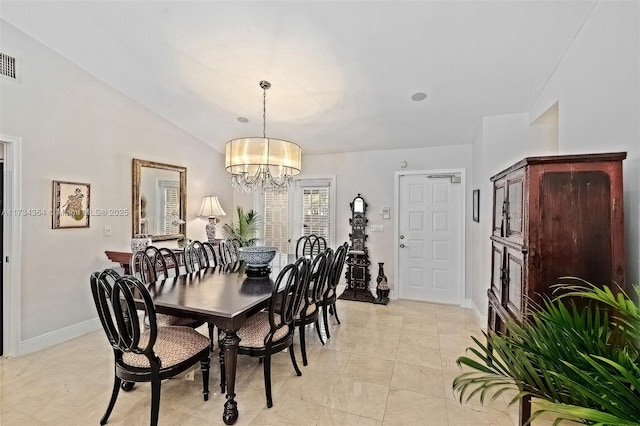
(0, 53, 17, 79)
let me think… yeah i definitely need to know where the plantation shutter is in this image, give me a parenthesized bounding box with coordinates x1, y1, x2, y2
(263, 189, 290, 253)
(300, 181, 331, 247)
(161, 182, 180, 234)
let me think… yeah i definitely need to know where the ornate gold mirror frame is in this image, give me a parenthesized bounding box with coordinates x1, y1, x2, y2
(132, 158, 187, 241)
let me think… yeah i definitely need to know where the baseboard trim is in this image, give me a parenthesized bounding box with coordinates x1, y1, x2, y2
(469, 301, 488, 331)
(19, 317, 102, 355)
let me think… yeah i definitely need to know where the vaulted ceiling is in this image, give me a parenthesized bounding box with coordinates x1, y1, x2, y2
(1, 1, 596, 155)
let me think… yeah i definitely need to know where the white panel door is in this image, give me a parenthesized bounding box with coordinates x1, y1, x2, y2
(398, 174, 462, 304)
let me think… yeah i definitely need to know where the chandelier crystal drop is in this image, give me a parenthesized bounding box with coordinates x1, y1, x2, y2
(225, 81, 301, 193)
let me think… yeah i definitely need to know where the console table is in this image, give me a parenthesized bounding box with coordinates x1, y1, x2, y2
(106, 240, 223, 273)
(105, 251, 135, 274)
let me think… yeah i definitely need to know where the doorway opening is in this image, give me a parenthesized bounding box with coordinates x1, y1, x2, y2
(258, 176, 336, 265)
(1, 135, 21, 357)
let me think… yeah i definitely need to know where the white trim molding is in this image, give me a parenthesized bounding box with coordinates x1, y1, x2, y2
(0, 134, 22, 357)
(20, 318, 102, 355)
(393, 168, 467, 306)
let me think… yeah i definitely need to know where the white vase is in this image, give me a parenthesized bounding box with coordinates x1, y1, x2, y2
(131, 234, 152, 253)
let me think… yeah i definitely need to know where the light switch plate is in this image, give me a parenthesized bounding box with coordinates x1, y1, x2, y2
(371, 224, 384, 232)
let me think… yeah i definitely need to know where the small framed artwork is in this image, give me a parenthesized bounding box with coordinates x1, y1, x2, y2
(52, 180, 90, 229)
(472, 189, 480, 223)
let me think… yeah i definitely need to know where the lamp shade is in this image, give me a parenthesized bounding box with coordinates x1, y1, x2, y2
(225, 137, 302, 177)
(199, 196, 226, 218)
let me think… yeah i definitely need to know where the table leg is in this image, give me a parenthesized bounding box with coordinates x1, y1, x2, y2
(220, 330, 240, 425)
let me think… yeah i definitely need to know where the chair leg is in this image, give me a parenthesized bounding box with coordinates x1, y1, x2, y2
(314, 319, 325, 345)
(323, 305, 331, 339)
(100, 376, 121, 425)
(150, 378, 161, 426)
(219, 349, 226, 394)
(299, 324, 308, 366)
(289, 344, 302, 376)
(332, 302, 341, 324)
(263, 353, 273, 408)
(201, 356, 210, 401)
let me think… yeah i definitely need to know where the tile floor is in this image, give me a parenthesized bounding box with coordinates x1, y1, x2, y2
(0, 299, 559, 425)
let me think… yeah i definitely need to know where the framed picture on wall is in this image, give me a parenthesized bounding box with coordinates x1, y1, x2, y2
(472, 189, 480, 223)
(52, 180, 90, 229)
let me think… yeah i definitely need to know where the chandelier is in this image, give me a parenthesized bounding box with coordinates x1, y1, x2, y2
(225, 80, 302, 193)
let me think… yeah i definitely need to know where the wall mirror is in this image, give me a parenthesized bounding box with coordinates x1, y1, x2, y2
(349, 193, 368, 252)
(132, 159, 187, 241)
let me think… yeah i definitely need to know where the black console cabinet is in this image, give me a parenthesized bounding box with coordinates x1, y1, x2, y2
(339, 194, 374, 302)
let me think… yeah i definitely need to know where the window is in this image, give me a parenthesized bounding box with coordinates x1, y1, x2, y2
(302, 187, 330, 244)
(259, 176, 336, 256)
(263, 189, 290, 253)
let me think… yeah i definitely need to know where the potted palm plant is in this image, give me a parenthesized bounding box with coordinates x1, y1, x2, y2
(222, 206, 260, 247)
(453, 279, 640, 425)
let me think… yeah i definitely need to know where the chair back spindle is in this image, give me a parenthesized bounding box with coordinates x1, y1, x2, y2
(295, 234, 327, 258)
(131, 251, 157, 283)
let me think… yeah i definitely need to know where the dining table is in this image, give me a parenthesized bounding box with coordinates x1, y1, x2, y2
(142, 262, 288, 425)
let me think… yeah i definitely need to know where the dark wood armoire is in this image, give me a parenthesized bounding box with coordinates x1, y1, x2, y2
(487, 152, 626, 424)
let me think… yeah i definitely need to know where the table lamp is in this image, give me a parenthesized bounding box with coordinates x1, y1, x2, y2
(199, 195, 226, 243)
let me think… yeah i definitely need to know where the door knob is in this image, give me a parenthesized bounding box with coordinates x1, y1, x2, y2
(400, 235, 405, 239)
(399, 244, 405, 248)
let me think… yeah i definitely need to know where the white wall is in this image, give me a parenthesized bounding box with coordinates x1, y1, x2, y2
(300, 144, 474, 299)
(470, 1, 640, 318)
(530, 0, 640, 284)
(0, 22, 230, 353)
(471, 112, 559, 317)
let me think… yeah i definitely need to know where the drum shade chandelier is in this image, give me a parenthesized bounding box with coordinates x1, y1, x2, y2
(225, 80, 302, 192)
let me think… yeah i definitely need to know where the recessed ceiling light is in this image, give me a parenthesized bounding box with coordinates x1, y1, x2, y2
(237, 117, 249, 123)
(411, 92, 428, 101)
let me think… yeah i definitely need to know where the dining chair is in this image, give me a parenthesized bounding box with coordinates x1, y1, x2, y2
(218, 239, 242, 271)
(218, 240, 232, 265)
(201, 241, 218, 268)
(184, 240, 209, 273)
(131, 251, 157, 283)
(295, 234, 327, 258)
(317, 242, 348, 339)
(219, 262, 309, 408)
(228, 238, 241, 263)
(293, 252, 329, 366)
(156, 247, 181, 278)
(133, 247, 211, 348)
(91, 270, 211, 426)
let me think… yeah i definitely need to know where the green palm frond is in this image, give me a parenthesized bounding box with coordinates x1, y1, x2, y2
(222, 206, 260, 246)
(453, 281, 640, 425)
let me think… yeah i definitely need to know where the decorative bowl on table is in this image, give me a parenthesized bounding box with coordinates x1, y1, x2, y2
(238, 246, 277, 277)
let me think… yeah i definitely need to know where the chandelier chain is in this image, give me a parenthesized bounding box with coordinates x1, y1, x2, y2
(263, 86, 266, 138)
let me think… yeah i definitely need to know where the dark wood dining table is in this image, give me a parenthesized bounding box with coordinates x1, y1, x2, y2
(142, 264, 286, 425)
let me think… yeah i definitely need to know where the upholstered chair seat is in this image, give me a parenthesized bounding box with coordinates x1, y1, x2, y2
(123, 326, 210, 369)
(220, 313, 288, 349)
(156, 313, 204, 328)
(296, 302, 317, 318)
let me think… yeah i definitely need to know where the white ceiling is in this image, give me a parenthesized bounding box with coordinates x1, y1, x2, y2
(1, 1, 596, 155)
